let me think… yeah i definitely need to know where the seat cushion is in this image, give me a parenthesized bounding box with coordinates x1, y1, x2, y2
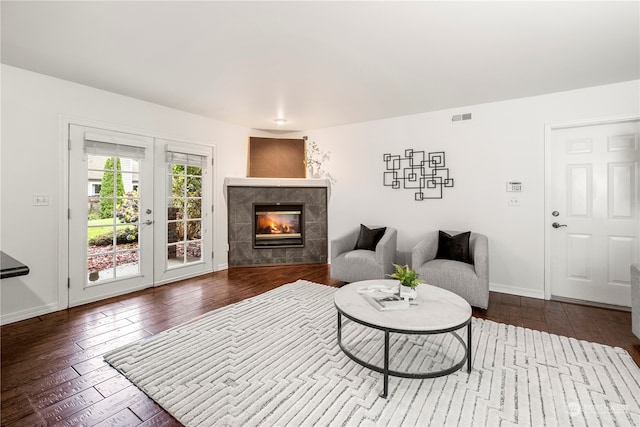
(415, 259, 487, 308)
(344, 249, 377, 261)
(331, 250, 386, 282)
(418, 259, 477, 283)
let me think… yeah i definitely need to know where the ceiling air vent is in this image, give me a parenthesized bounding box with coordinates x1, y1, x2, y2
(452, 113, 472, 122)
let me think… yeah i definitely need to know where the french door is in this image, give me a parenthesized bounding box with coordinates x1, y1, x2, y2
(68, 125, 213, 306)
(68, 125, 155, 305)
(549, 119, 639, 306)
(153, 139, 213, 285)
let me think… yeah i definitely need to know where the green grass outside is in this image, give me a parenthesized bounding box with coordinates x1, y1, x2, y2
(87, 218, 115, 239)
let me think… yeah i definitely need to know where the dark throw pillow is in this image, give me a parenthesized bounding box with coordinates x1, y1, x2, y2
(354, 224, 387, 251)
(436, 231, 473, 265)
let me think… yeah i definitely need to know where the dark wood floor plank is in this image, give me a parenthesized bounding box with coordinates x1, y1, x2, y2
(50, 386, 147, 427)
(0, 387, 35, 426)
(2, 329, 150, 391)
(1, 317, 136, 367)
(75, 322, 146, 350)
(93, 408, 143, 427)
(139, 412, 183, 427)
(494, 292, 521, 307)
(16, 366, 80, 396)
(543, 309, 576, 338)
(0, 367, 82, 423)
(2, 264, 639, 427)
(519, 318, 550, 333)
(38, 387, 105, 425)
(0, 316, 41, 339)
(128, 396, 165, 422)
(28, 366, 119, 411)
(73, 356, 111, 376)
(520, 304, 546, 323)
(6, 411, 47, 427)
(94, 374, 134, 398)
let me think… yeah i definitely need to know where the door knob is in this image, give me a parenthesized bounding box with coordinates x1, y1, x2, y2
(144, 219, 153, 225)
(552, 222, 567, 228)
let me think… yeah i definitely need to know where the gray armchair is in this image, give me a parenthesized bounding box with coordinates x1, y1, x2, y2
(330, 226, 397, 283)
(412, 230, 489, 309)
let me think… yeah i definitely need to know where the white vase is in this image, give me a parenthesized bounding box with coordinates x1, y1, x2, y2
(399, 284, 417, 300)
(307, 165, 321, 178)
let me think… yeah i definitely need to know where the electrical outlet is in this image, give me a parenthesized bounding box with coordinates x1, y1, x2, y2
(33, 194, 49, 206)
(508, 197, 520, 206)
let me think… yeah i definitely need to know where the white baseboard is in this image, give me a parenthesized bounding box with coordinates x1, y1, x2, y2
(69, 283, 152, 308)
(216, 263, 229, 271)
(1, 302, 60, 326)
(2, 270, 217, 325)
(489, 282, 545, 300)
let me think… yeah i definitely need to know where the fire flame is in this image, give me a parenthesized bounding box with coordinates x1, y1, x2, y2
(257, 215, 297, 235)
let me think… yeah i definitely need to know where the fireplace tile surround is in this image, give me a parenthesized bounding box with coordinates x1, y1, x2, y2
(225, 178, 330, 266)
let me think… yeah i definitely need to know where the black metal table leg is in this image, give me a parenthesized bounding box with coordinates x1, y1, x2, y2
(335, 299, 472, 400)
(380, 330, 389, 398)
(467, 321, 472, 373)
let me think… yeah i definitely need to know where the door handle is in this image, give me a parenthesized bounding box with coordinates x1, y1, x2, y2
(552, 222, 567, 228)
(144, 219, 153, 225)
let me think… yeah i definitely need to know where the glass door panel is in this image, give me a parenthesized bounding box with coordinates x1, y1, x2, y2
(69, 125, 154, 306)
(86, 155, 141, 283)
(167, 162, 203, 268)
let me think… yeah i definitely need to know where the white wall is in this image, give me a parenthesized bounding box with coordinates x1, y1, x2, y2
(303, 80, 640, 298)
(1, 65, 250, 324)
(2, 63, 638, 324)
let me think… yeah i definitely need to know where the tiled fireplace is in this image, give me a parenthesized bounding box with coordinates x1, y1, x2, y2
(225, 178, 329, 266)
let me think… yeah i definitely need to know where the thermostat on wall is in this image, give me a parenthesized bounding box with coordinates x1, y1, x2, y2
(506, 181, 522, 192)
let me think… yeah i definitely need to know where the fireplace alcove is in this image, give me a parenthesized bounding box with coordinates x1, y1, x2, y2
(225, 178, 329, 266)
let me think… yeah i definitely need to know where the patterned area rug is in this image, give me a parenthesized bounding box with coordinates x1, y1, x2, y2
(104, 280, 640, 426)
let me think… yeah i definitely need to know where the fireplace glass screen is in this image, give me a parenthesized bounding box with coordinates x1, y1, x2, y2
(254, 204, 303, 248)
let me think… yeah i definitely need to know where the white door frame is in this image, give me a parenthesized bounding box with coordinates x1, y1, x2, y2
(58, 116, 218, 310)
(543, 113, 640, 300)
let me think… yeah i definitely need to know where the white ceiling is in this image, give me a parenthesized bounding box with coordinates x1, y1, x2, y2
(2, 1, 639, 132)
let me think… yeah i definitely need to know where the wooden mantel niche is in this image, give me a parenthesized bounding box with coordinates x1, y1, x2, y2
(248, 137, 305, 178)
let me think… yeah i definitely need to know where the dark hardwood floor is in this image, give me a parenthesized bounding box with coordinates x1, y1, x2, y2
(2, 264, 639, 426)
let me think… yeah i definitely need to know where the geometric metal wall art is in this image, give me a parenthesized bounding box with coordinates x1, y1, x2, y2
(383, 149, 454, 200)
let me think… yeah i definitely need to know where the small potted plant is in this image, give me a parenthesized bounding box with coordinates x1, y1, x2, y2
(389, 263, 424, 300)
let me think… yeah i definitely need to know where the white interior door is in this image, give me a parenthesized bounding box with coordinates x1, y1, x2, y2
(549, 119, 639, 306)
(68, 125, 155, 306)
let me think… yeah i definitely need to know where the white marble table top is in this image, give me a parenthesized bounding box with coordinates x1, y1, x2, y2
(334, 279, 472, 332)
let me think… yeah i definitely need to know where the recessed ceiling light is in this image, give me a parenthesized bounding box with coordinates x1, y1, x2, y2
(273, 118, 287, 125)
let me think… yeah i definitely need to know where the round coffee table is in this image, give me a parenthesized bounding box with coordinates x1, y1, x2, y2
(334, 279, 472, 398)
